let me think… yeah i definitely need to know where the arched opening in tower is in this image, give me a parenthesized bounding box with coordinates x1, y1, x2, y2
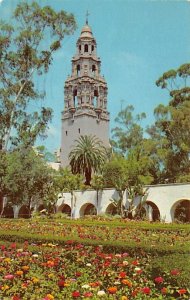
(73, 89, 78, 107)
(77, 64, 80, 76)
(84, 44, 88, 52)
(173, 199, 190, 223)
(91, 45, 94, 52)
(94, 90, 98, 107)
(92, 65, 96, 76)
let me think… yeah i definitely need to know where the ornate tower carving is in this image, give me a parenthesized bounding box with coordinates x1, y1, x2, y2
(61, 21, 110, 167)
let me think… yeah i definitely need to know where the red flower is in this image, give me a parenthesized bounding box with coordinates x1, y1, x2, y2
(75, 272, 82, 277)
(131, 260, 139, 266)
(142, 287, 151, 295)
(72, 291, 80, 298)
(119, 271, 127, 278)
(154, 277, 164, 284)
(178, 289, 187, 295)
(12, 296, 21, 300)
(161, 287, 168, 294)
(58, 280, 65, 288)
(170, 269, 180, 275)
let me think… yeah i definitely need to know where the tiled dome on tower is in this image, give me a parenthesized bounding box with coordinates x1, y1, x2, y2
(61, 18, 110, 167)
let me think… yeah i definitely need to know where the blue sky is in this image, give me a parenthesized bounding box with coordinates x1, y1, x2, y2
(1, 0, 190, 152)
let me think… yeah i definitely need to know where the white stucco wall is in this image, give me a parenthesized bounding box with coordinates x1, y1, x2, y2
(57, 183, 190, 222)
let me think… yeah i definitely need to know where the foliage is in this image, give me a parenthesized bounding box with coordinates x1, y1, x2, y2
(111, 105, 146, 155)
(1, 148, 53, 215)
(69, 135, 107, 185)
(0, 1, 76, 150)
(103, 154, 153, 218)
(148, 63, 190, 183)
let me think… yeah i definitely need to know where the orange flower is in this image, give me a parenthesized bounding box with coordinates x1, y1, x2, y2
(121, 279, 132, 287)
(108, 287, 117, 294)
(161, 287, 168, 294)
(46, 260, 55, 267)
(178, 289, 187, 295)
(15, 270, 23, 276)
(22, 266, 29, 271)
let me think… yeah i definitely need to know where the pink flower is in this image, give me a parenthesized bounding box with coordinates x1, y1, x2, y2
(170, 269, 180, 275)
(83, 292, 93, 298)
(4, 274, 14, 280)
(154, 277, 164, 284)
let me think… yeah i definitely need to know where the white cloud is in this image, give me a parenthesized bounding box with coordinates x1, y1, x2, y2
(0, 0, 3, 4)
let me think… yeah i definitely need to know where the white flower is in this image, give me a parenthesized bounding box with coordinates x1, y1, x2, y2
(32, 254, 39, 258)
(134, 267, 141, 272)
(114, 281, 121, 285)
(123, 260, 129, 265)
(82, 284, 90, 289)
(97, 290, 106, 297)
(86, 263, 92, 267)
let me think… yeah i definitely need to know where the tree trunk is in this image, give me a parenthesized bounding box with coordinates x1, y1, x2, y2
(85, 169, 91, 185)
(0, 193, 4, 217)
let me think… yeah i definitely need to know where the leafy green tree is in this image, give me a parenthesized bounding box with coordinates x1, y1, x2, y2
(103, 153, 153, 218)
(91, 174, 104, 214)
(0, 1, 76, 150)
(2, 148, 53, 217)
(69, 135, 106, 185)
(148, 63, 190, 182)
(57, 168, 83, 218)
(111, 105, 146, 155)
(103, 155, 129, 217)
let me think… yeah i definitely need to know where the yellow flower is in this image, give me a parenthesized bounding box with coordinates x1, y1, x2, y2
(121, 296, 128, 300)
(46, 294, 54, 300)
(32, 277, 39, 283)
(48, 273, 54, 278)
(1, 285, 9, 291)
(4, 258, 11, 263)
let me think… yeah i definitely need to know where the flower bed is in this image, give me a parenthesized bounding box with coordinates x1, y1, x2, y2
(0, 241, 189, 299)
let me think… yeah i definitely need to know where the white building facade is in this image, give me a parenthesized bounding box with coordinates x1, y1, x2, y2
(57, 183, 190, 223)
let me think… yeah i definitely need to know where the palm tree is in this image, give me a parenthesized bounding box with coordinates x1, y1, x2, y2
(69, 135, 106, 185)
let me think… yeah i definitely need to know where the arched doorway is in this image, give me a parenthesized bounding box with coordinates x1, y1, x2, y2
(59, 204, 71, 216)
(105, 203, 117, 216)
(2, 205, 14, 218)
(173, 199, 190, 223)
(38, 204, 45, 212)
(18, 205, 30, 219)
(79, 203, 97, 217)
(145, 201, 160, 221)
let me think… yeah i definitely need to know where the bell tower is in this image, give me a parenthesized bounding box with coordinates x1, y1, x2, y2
(61, 20, 110, 167)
